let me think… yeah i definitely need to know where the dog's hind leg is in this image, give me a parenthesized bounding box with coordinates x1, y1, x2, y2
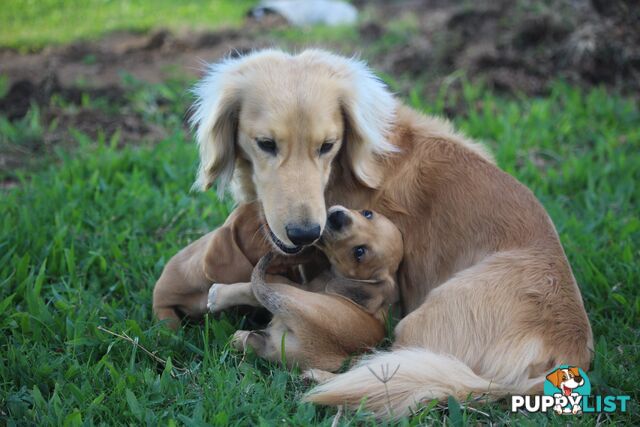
(301, 369, 337, 383)
(306, 250, 592, 417)
(153, 268, 209, 329)
(232, 322, 300, 367)
(394, 249, 592, 381)
(232, 330, 270, 353)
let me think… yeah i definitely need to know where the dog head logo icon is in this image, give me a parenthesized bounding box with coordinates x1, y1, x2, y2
(544, 365, 591, 415)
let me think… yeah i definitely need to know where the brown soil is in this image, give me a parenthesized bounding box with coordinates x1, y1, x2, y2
(362, 0, 640, 95)
(0, 27, 268, 179)
(1, 0, 638, 179)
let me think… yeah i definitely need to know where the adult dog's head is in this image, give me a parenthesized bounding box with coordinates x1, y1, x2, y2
(191, 49, 397, 254)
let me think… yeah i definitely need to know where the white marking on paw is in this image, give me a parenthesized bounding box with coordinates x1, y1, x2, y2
(207, 283, 221, 312)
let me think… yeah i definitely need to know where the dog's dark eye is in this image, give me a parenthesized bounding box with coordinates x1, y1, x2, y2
(353, 245, 367, 262)
(319, 142, 334, 155)
(256, 138, 277, 155)
(361, 210, 373, 219)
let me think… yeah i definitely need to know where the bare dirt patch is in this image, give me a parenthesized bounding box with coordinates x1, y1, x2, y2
(0, 28, 268, 179)
(2, 0, 637, 102)
(359, 0, 639, 95)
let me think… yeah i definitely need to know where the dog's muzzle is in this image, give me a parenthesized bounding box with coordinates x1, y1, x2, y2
(327, 209, 352, 231)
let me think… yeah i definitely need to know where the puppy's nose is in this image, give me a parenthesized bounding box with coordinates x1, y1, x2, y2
(285, 223, 321, 246)
(327, 210, 352, 231)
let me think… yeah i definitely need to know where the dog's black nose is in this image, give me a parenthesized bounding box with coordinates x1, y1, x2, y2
(574, 375, 583, 384)
(327, 210, 352, 231)
(285, 223, 321, 246)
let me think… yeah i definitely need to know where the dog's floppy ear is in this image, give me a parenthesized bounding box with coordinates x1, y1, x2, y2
(191, 56, 247, 196)
(339, 60, 398, 188)
(545, 369, 563, 388)
(300, 50, 398, 188)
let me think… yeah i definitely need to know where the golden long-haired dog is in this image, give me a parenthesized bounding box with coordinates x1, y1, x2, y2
(190, 49, 593, 418)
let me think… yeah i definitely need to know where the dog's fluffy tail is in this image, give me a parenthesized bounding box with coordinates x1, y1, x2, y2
(304, 347, 544, 419)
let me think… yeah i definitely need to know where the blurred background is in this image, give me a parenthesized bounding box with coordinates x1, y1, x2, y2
(1, 0, 638, 180)
(1, 1, 638, 425)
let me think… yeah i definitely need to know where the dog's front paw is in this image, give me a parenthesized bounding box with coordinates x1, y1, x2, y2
(572, 405, 582, 415)
(231, 330, 251, 351)
(553, 405, 563, 415)
(207, 283, 223, 313)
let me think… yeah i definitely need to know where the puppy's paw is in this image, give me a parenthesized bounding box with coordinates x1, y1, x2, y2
(231, 330, 251, 351)
(301, 369, 336, 384)
(207, 283, 223, 313)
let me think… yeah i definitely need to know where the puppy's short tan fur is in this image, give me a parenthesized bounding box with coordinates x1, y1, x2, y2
(153, 202, 297, 329)
(153, 203, 402, 371)
(214, 206, 402, 371)
(191, 49, 593, 417)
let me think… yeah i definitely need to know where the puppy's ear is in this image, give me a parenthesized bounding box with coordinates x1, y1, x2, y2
(545, 369, 562, 388)
(325, 273, 397, 314)
(300, 50, 398, 188)
(191, 57, 246, 196)
(325, 277, 378, 312)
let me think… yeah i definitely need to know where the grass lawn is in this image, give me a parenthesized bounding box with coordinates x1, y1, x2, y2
(1, 77, 638, 425)
(0, 0, 257, 50)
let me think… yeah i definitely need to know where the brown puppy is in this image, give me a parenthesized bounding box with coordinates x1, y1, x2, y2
(152, 202, 309, 329)
(212, 206, 403, 371)
(191, 49, 593, 417)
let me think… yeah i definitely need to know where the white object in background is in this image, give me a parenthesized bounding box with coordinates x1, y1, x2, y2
(250, 0, 358, 26)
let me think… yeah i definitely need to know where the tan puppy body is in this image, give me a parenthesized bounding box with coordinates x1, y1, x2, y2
(153, 202, 293, 328)
(223, 207, 404, 371)
(154, 203, 402, 371)
(231, 281, 385, 372)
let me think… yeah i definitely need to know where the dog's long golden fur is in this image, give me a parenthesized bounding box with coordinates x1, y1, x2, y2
(192, 49, 593, 418)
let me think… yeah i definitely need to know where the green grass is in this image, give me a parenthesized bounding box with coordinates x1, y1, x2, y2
(0, 0, 257, 50)
(1, 76, 639, 425)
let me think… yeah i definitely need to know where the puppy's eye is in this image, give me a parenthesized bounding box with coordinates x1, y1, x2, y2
(319, 142, 334, 155)
(361, 210, 373, 219)
(256, 138, 277, 155)
(353, 245, 367, 262)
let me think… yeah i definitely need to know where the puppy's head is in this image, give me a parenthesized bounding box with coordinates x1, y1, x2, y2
(316, 206, 402, 313)
(191, 49, 398, 255)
